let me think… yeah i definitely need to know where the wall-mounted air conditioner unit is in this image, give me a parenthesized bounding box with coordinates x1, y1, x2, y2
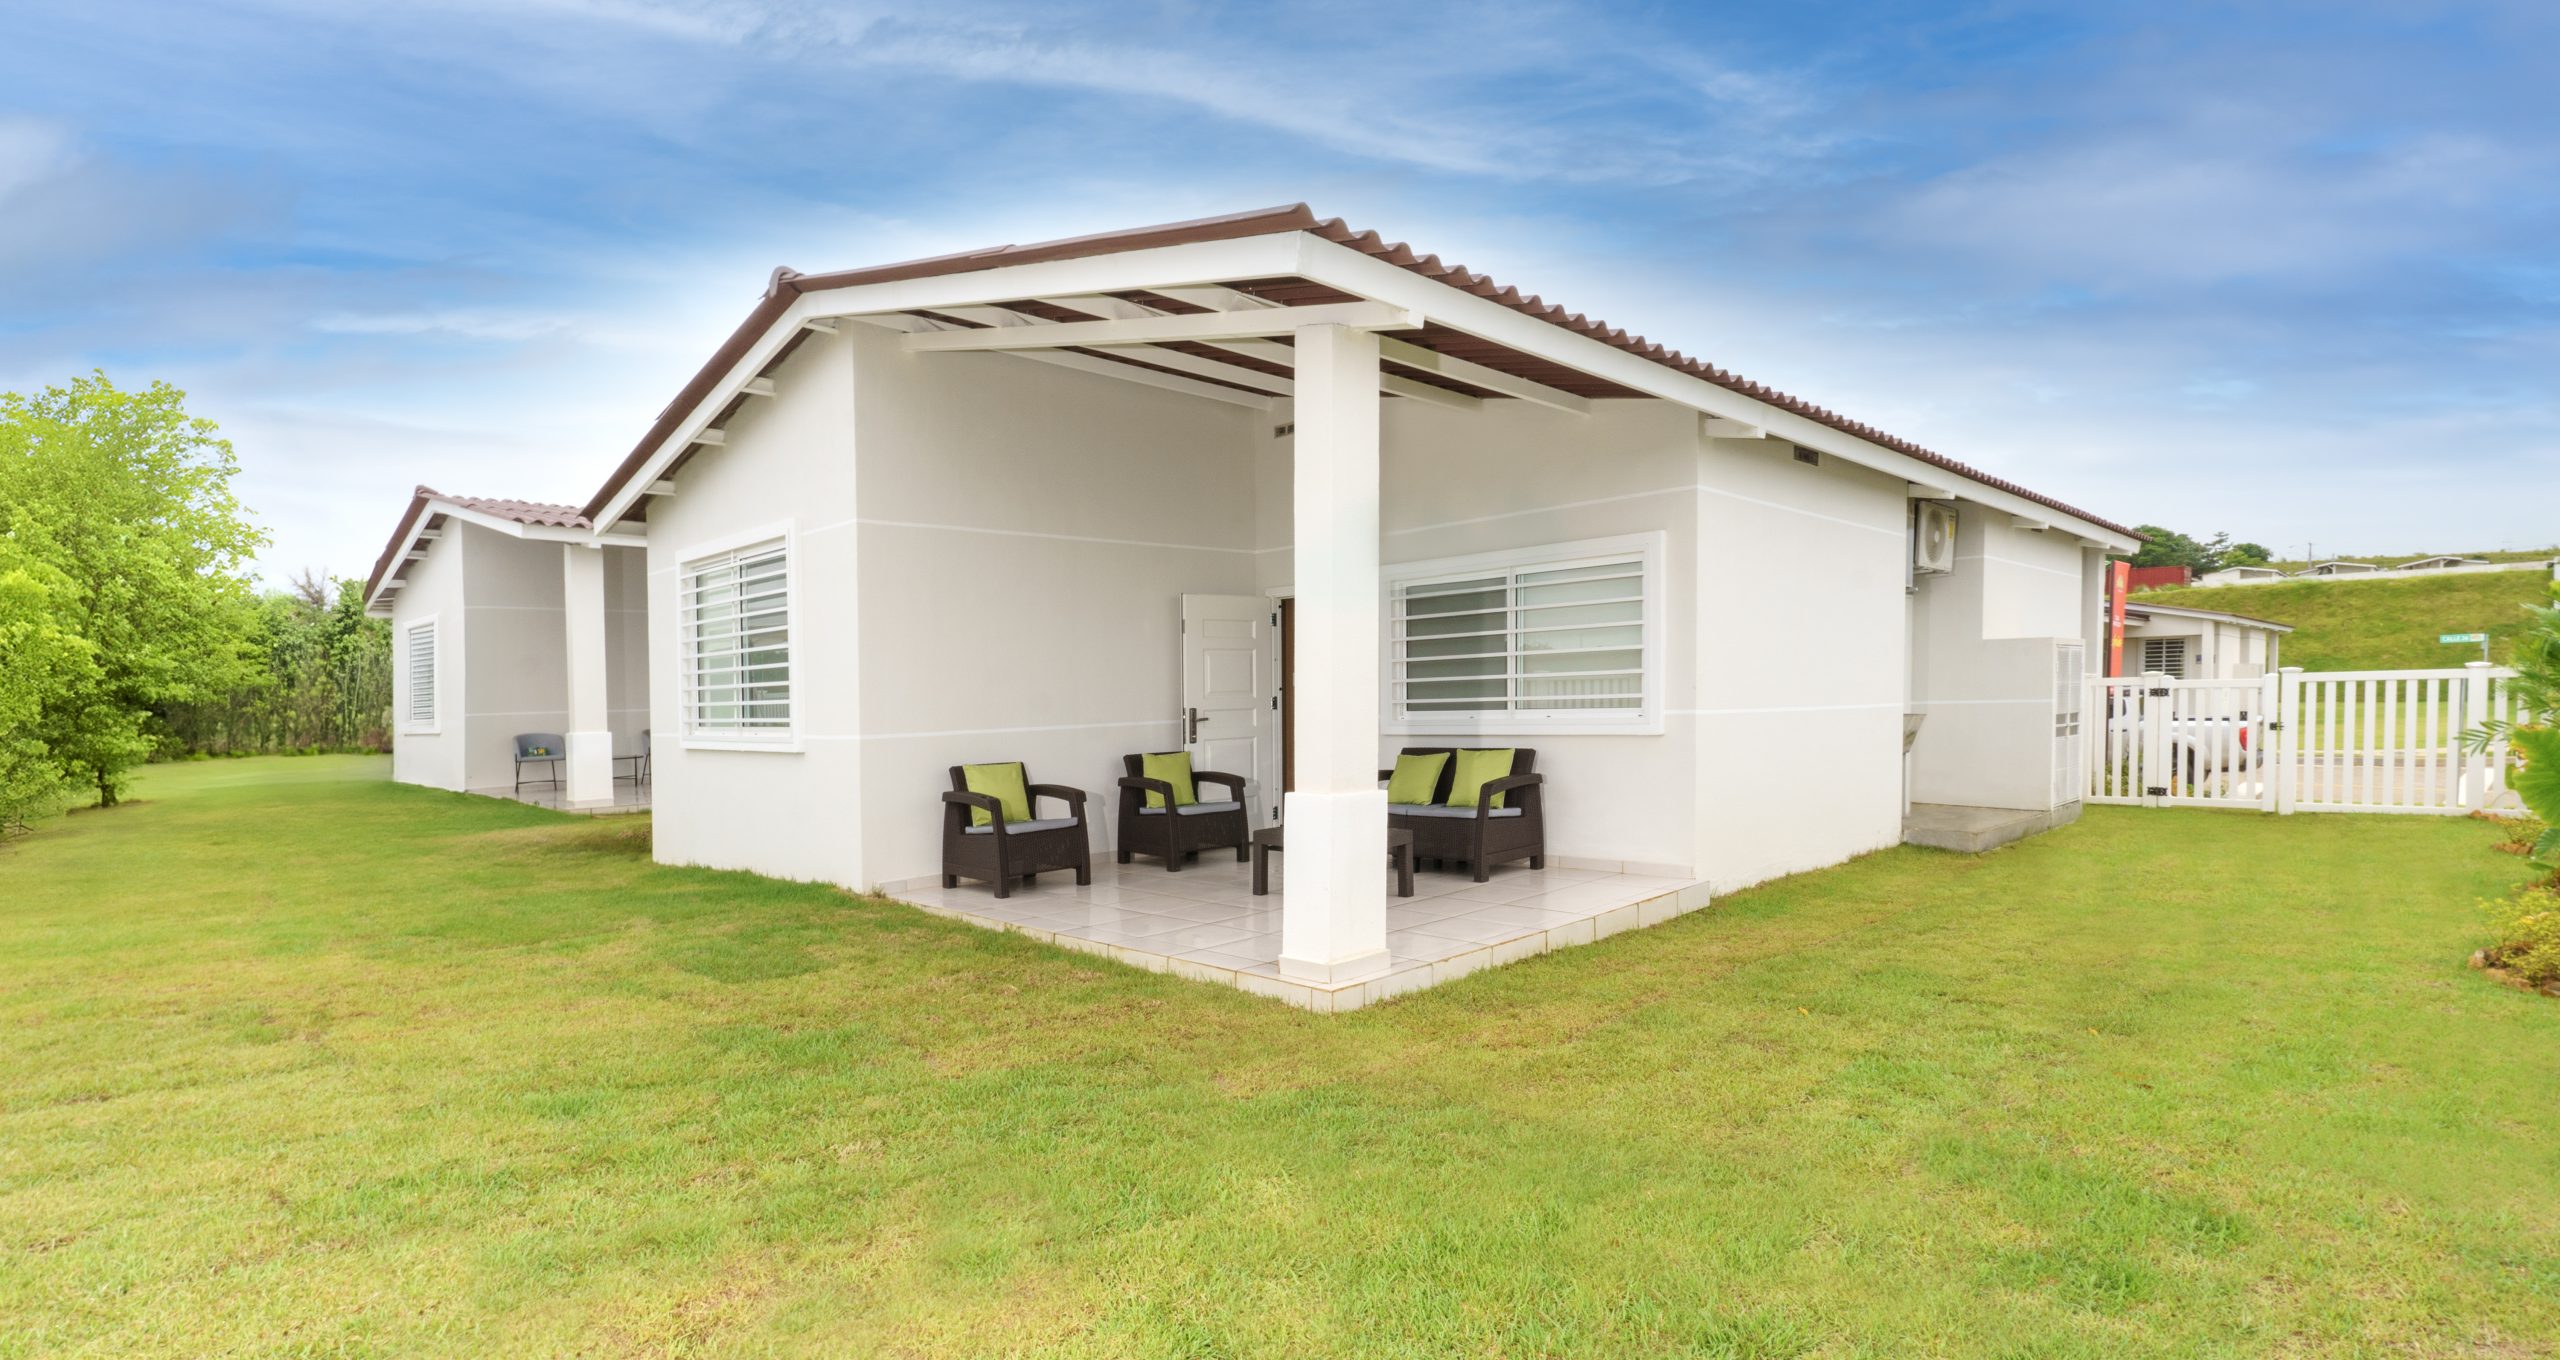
(1913, 502, 1957, 575)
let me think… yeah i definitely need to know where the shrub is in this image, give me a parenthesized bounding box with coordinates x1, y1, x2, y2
(2476, 811, 2551, 857)
(2481, 884, 2560, 989)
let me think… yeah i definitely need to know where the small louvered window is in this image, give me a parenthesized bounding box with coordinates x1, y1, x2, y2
(404, 621, 438, 728)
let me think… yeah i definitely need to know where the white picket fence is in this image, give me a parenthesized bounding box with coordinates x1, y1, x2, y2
(2086, 664, 2522, 814)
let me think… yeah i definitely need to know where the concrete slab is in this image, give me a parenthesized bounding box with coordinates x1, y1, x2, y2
(1902, 801, 2074, 854)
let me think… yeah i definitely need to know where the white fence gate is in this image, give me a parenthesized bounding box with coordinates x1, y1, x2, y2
(2086, 665, 2521, 814)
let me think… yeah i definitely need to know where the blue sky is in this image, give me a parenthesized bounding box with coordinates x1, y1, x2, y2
(5, 0, 2554, 582)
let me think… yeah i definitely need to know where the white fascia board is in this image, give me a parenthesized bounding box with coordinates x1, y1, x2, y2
(799, 232, 1307, 321)
(1291, 235, 2139, 552)
(591, 290, 828, 527)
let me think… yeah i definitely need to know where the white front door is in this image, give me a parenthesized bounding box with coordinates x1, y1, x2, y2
(1181, 594, 1278, 826)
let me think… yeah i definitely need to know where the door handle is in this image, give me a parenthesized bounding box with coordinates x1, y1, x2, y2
(1184, 707, 1202, 743)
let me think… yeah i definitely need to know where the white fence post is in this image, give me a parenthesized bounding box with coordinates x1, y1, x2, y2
(2259, 671, 2282, 812)
(2140, 670, 2169, 808)
(2275, 667, 2303, 815)
(2462, 660, 2495, 812)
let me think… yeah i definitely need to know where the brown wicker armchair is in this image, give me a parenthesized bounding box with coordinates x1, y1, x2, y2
(941, 763, 1091, 898)
(1380, 747, 1545, 882)
(1115, 753, 1249, 872)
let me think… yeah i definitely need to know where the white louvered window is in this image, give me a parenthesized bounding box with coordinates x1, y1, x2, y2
(2140, 637, 2187, 678)
(403, 620, 438, 729)
(680, 539, 792, 739)
(1386, 535, 1662, 735)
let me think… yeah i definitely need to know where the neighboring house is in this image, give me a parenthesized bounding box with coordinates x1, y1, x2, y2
(363, 489, 651, 799)
(2398, 555, 2487, 570)
(2195, 564, 2287, 585)
(2118, 601, 2290, 680)
(2295, 560, 2380, 577)
(370, 204, 2139, 997)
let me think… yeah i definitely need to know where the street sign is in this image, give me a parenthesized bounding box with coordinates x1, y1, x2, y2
(2439, 632, 2487, 644)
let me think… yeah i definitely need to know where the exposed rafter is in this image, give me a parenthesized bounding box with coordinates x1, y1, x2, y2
(899, 301, 1419, 353)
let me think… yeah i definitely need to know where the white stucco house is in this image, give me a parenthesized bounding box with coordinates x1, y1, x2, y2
(2118, 600, 2290, 680)
(2295, 559, 2380, 577)
(368, 205, 2139, 1009)
(2195, 564, 2287, 586)
(363, 489, 652, 803)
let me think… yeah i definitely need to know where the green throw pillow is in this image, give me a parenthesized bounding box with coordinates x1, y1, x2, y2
(1386, 752, 1449, 806)
(1140, 751, 1196, 809)
(961, 761, 1032, 827)
(1449, 748, 1515, 810)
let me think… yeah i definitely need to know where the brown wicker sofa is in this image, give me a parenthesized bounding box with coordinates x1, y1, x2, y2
(1379, 747, 1545, 882)
(940, 763, 1091, 898)
(1115, 754, 1250, 872)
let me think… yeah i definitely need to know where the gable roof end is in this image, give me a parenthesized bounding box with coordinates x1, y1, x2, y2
(577, 203, 2136, 541)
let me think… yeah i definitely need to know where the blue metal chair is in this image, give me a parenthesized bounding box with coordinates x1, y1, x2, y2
(513, 732, 566, 794)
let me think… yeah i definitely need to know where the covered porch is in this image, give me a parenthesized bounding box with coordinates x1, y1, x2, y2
(882, 856, 1707, 1013)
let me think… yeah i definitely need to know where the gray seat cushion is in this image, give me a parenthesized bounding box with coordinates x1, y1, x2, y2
(1136, 800, 1244, 817)
(1389, 802, 1524, 819)
(961, 816, 1082, 836)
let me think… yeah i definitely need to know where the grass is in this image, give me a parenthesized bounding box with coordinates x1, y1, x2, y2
(2142, 569, 2554, 671)
(4, 757, 2557, 1358)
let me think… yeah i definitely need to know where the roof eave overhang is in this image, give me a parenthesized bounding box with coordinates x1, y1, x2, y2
(1289, 235, 2142, 552)
(585, 229, 1313, 529)
(582, 222, 2139, 552)
(364, 500, 642, 615)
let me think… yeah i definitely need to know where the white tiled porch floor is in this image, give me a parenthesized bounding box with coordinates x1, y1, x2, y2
(884, 856, 1712, 1012)
(469, 781, 652, 816)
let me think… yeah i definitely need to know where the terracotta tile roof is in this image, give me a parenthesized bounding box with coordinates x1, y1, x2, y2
(578, 204, 2138, 541)
(428, 488, 590, 529)
(362, 485, 590, 607)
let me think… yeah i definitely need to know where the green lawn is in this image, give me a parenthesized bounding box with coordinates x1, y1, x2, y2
(2142, 569, 2554, 671)
(4, 758, 2556, 1358)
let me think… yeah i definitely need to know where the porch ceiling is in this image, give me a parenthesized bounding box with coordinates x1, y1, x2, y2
(860, 282, 1623, 415)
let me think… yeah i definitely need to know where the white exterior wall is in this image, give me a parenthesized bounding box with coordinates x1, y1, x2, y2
(642, 328, 862, 885)
(2120, 615, 2278, 680)
(851, 329, 1263, 888)
(388, 522, 651, 794)
(389, 524, 467, 792)
(1261, 399, 1703, 879)
(639, 340, 2103, 893)
(1691, 434, 1910, 890)
(459, 524, 571, 792)
(1909, 507, 2086, 812)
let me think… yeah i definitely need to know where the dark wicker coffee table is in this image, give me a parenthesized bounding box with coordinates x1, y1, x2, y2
(1250, 826, 1414, 897)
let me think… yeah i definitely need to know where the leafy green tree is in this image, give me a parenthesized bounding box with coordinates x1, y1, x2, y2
(0, 552, 90, 833)
(2124, 527, 2256, 573)
(0, 374, 266, 809)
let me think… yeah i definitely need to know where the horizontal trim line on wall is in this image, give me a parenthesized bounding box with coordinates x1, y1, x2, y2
(1958, 551, 2082, 581)
(844, 717, 1186, 742)
(1697, 484, 1904, 540)
(857, 518, 1259, 555)
(1672, 701, 1902, 716)
(1385, 484, 1697, 538)
(1912, 697, 2049, 707)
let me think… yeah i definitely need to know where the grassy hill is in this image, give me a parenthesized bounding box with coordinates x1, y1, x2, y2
(2139, 567, 2554, 671)
(2257, 546, 2557, 573)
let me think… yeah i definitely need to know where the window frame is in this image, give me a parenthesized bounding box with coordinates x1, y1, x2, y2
(1381, 531, 1667, 737)
(675, 522, 802, 752)
(400, 614, 441, 734)
(2140, 635, 2188, 679)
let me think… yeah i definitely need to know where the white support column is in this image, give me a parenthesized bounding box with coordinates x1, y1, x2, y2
(1279, 324, 1391, 986)
(561, 543, 614, 806)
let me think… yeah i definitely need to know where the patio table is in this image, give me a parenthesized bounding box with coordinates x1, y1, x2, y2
(1250, 825, 1414, 898)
